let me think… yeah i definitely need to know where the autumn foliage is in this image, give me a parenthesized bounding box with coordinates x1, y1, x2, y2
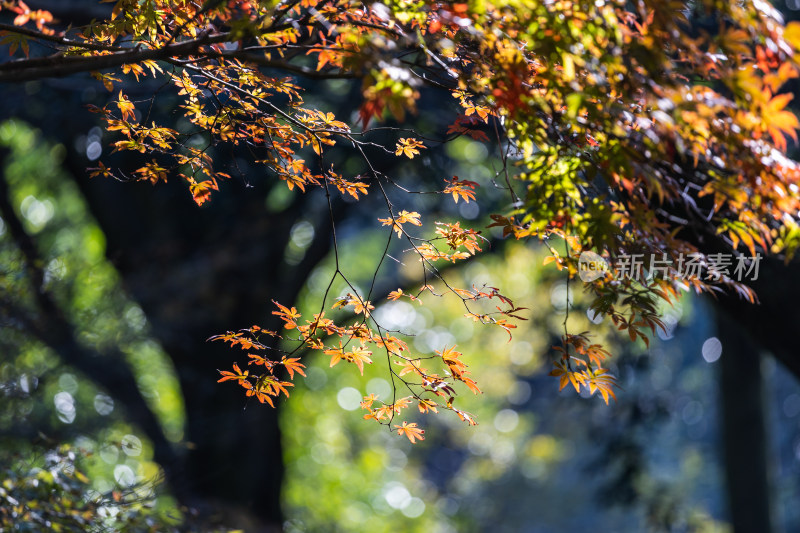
(4, 0, 800, 442)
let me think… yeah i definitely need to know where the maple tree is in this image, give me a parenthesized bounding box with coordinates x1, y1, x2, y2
(2, 0, 800, 454)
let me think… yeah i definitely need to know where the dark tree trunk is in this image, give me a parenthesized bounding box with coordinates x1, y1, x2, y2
(171, 343, 285, 530)
(0, 52, 348, 527)
(718, 312, 774, 533)
(65, 165, 335, 529)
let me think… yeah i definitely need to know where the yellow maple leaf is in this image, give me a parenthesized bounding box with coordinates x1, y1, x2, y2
(395, 138, 425, 158)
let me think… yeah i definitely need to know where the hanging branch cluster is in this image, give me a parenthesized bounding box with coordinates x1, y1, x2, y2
(4, 0, 800, 441)
(210, 289, 499, 439)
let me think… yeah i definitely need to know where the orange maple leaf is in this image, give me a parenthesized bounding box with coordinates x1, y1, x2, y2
(217, 363, 248, 383)
(187, 178, 218, 206)
(116, 91, 136, 122)
(395, 138, 425, 158)
(395, 421, 425, 443)
(346, 345, 373, 375)
(281, 357, 306, 379)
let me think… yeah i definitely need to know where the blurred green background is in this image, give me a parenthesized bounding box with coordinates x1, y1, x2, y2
(3, 116, 800, 533)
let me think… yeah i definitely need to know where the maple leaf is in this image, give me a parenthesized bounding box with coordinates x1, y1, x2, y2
(363, 410, 381, 422)
(443, 176, 479, 203)
(586, 368, 618, 404)
(258, 376, 294, 398)
(452, 408, 478, 426)
(396, 210, 422, 226)
(585, 344, 611, 367)
(325, 343, 345, 368)
(390, 397, 413, 413)
(378, 335, 409, 353)
(332, 293, 374, 316)
(763, 91, 800, 151)
(395, 422, 425, 443)
(436, 221, 483, 254)
(272, 301, 302, 329)
(372, 405, 393, 421)
(395, 138, 425, 158)
(446, 115, 490, 142)
(187, 177, 218, 206)
(247, 353, 271, 367)
(460, 376, 482, 395)
(0, 32, 29, 57)
(116, 91, 136, 122)
(463, 102, 491, 120)
(395, 358, 426, 377)
(328, 172, 369, 199)
(418, 399, 439, 414)
(315, 110, 349, 130)
(437, 345, 466, 374)
(549, 360, 587, 393)
(387, 288, 422, 305)
(358, 94, 387, 128)
(217, 363, 248, 383)
(387, 289, 404, 300)
(346, 345, 373, 375)
(307, 45, 343, 71)
(378, 210, 422, 238)
(87, 161, 114, 180)
(279, 168, 309, 192)
(360, 393, 379, 410)
(281, 357, 306, 379)
(246, 386, 275, 407)
(352, 299, 374, 316)
(122, 63, 146, 82)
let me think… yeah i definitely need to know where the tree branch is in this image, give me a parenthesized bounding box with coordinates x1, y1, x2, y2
(0, 23, 123, 52)
(174, 50, 360, 80)
(0, 29, 228, 82)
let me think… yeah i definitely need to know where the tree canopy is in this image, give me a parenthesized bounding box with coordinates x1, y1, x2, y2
(3, 0, 800, 437)
(3, 1, 800, 526)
